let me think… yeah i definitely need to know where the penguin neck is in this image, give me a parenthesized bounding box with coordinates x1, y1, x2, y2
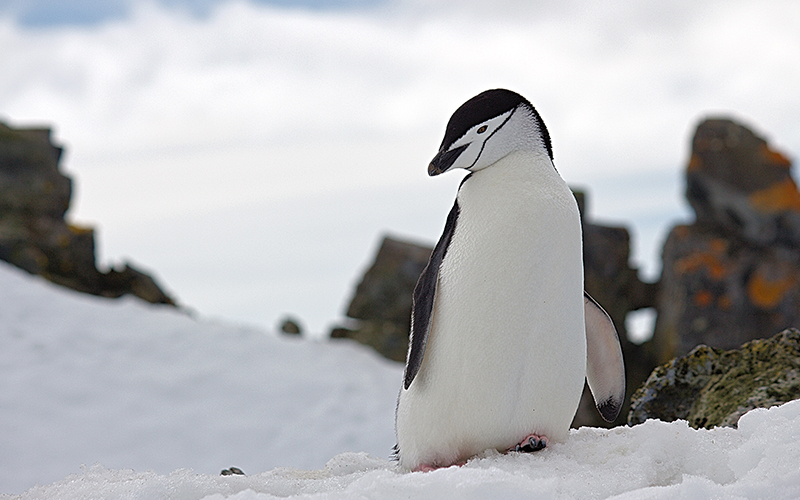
(455, 149, 575, 226)
(462, 149, 559, 189)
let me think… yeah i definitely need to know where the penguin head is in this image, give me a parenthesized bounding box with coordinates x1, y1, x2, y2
(428, 89, 553, 176)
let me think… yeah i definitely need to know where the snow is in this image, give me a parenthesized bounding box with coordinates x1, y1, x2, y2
(0, 261, 401, 494)
(2, 260, 800, 499)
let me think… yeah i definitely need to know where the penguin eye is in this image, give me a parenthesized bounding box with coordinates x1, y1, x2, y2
(476, 125, 488, 134)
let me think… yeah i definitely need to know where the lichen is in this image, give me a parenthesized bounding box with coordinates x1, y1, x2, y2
(629, 328, 800, 428)
(747, 267, 795, 309)
(749, 177, 800, 213)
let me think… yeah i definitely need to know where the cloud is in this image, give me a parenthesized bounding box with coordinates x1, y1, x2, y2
(1, 0, 798, 331)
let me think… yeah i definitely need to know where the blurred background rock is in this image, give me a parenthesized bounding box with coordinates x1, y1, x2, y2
(0, 122, 175, 305)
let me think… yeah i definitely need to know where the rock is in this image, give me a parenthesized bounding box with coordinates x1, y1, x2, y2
(652, 118, 800, 363)
(572, 190, 659, 428)
(220, 467, 245, 476)
(100, 264, 175, 304)
(331, 320, 409, 362)
(345, 236, 432, 328)
(0, 124, 70, 218)
(581, 195, 659, 338)
(0, 121, 176, 306)
(628, 328, 800, 428)
(331, 236, 431, 361)
(279, 317, 303, 335)
(652, 224, 800, 363)
(686, 118, 800, 246)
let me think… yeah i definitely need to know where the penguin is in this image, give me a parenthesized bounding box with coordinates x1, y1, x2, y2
(395, 89, 625, 472)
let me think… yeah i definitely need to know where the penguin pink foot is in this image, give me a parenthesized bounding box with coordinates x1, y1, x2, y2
(413, 464, 438, 472)
(510, 434, 548, 453)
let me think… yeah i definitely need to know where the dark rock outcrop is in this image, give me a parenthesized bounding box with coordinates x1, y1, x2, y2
(652, 118, 800, 364)
(344, 236, 432, 331)
(686, 118, 800, 246)
(628, 328, 800, 428)
(0, 121, 175, 305)
(331, 236, 430, 362)
(573, 190, 658, 428)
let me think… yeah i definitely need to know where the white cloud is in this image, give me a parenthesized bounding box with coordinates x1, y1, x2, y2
(1, 0, 798, 332)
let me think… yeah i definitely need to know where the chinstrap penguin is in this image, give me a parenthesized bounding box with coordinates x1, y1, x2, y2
(394, 89, 625, 472)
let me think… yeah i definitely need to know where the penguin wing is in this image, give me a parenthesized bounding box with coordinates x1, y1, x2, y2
(584, 291, 626, 422)
(403, 200, 460, 390)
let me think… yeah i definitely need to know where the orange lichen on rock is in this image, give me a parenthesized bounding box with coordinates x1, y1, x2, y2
(674, 240, 730, 280)
(693, 290, 714, 308)
(687, 153, 703, 172)
(747, 269, 795, 310)
(748, 177, 800, 213)
(708, 238, 729, 254)
(759, 142, 792, 169)
(68, 224, 93, 236)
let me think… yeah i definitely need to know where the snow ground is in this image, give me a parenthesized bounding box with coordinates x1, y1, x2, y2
(0, 261, 401, 495)
(2, 260, 800, 499)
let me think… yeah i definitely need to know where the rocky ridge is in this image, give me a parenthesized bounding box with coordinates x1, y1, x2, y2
(0, 121, 175, 305)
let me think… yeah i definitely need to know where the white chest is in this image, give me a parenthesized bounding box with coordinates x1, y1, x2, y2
(443, 151, 582, 308)
(430, 150, 585, 392)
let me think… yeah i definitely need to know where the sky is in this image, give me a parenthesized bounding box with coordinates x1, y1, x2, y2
(1, 0, 799, 336)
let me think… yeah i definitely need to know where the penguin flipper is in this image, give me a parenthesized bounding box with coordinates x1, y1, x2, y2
(583, 291, 626, 422)
(404, 200, 460, 390)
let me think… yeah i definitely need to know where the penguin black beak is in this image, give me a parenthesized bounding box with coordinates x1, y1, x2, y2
(428, 144, 468, 176)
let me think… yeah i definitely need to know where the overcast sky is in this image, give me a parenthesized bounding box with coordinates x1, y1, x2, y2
(1, 0, 799, 336)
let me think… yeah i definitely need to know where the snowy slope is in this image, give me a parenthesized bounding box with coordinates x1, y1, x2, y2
(2, 260, 800, 499)
(0, 261, 402, 494)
